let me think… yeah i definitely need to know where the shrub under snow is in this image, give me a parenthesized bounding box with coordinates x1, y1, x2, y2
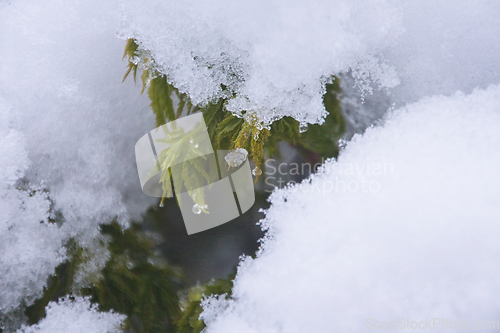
(1, 0, 500, 331)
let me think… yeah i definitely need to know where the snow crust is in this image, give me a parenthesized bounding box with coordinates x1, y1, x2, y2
(202, 85, 500, 332)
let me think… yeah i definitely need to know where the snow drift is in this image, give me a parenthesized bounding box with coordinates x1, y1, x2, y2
(202, 85, 500, 332)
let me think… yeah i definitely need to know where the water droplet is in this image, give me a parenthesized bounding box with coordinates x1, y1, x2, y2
(192, 204, 202, 214)
(299, 123, 308, 133)
(253, 133, 259, 141)
(252, 167, 262, 176)
(225, 148, 248, 167)
(159, 202, 164, 208)
(189, 139, 199, 148)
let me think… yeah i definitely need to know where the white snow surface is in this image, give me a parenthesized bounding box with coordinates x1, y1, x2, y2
(121, 0, 500, 126)
(16, 297, 125, 333)
(0, 100, 66, 313)
(120, 0, 403, 126)
(0, 0, 154, 318)
(201, 85, 500, 332)
(0, 0, 155, 232)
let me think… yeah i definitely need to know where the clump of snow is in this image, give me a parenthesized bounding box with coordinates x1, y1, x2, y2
(0, 0, 160, 322)
(201, 85, 500, 332)
(0, 0, 156, 291)
(120, 0, 403, 126)
(0, 0, 156, 228)
(0, 100, 66, 314)
(121, 1, 500, 129)
(16, 297, 125, 333)
(225, 148, 248, 168)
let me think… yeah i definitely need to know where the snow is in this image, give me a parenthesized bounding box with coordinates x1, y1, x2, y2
(16, 297, 125, 333)
(120, 1, 500, 128)
(341, 0, 500, 136)
(201, 85, 500, 332)
(120, 0, 403, 126)
(0, 100, 66, 314)
(0, 0, 154, 325)
(382, 1, 500, 106)
(0, 0, 156, 229)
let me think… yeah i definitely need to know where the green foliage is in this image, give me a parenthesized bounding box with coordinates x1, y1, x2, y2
(81, 221, 183, 333)
(122, 38, 139, 82)
(176, 275, 234, 333)
(152, 121, 216, 210)
(25, 221, 183, 333)
(24, 240, 83, 325)
(147, 76, 200, 127)
(21, 216, 239, 333)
